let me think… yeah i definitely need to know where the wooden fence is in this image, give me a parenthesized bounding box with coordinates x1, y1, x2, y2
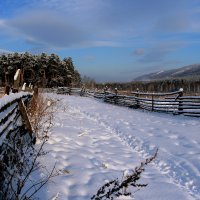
(0, 92, 34, 151)
(55, 87, 200, 117)
(0, 92, 35, 197)
(57, 87, 84, 96)
(0, 92, 33, 142)
(102, 89, 200, 117)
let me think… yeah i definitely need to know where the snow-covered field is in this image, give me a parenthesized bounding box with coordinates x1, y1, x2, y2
(37, 94, 200, 200)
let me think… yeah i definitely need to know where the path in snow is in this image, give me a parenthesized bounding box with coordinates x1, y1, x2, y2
(38, 95, 199, 200)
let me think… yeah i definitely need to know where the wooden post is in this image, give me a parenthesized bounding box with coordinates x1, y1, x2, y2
(104, 86, 108, 95)
(136, 88, 140, 108)
(114, 88, 118, 96)
(178, 88, 183, 113)
(80, 86, 85, 96)
(29, 87, 38, 115)
(18, 99, 33, 134)
(33, 87, 39, 99)
(152, 94, 154, 111)
(4, 85, 10, 95)
(103, 86, 108, 101)
(22, 83, 26, 91)
(13, 69, 21, 91)
(69, 87, 71, 95)
(114, 88, 118, 104)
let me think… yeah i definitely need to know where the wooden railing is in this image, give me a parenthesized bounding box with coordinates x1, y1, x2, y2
(57, 87, 83, 95)
(49, 87, 200, 117)
(98, 89, 200, 117)
(0, 92, 32, 146)
(0, 92, 35, 195)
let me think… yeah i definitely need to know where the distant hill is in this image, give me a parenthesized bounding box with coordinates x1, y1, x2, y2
(134, 64, 200, 81)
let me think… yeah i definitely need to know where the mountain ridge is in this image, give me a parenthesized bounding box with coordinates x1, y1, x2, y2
(134, 64, 200, 81)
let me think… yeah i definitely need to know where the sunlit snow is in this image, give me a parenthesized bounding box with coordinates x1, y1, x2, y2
(36, 94, 200, 200)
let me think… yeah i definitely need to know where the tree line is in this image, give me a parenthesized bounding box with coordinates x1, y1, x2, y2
(95, 77, 200, 94)
(0, 52, 81, 88)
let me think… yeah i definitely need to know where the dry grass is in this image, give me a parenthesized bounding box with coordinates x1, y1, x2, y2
(27, 92, 58, 139)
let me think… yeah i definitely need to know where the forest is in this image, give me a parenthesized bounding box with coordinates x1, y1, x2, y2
(0, 52, 81, 88)
(95, 77, 200, 94)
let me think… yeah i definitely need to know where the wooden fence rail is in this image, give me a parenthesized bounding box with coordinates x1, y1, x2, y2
(0, 92, 35, 197)
(54, 87, 200, 117)
(0, 92, 34, 147)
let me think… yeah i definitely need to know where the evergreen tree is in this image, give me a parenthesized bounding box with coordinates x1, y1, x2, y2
(0, 52, 81, 88)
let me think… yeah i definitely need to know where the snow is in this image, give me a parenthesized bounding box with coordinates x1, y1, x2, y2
(0, 92, 31, 109)
(0, 92, 31, 145)
(22, 83, 26, 91)
(171, 68, 190, 76)
(0, 103, 18, 146)
(14, 69, 20, 81)
(37, 94, 200, 200)
(155, 70, 164, 75)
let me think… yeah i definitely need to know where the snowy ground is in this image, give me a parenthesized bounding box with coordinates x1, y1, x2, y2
(37, 94, 200, 200)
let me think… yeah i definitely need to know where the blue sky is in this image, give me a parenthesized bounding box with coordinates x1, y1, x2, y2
(0, 0, 200, 82)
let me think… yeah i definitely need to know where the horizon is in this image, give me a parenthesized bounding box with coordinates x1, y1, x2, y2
(1, 0, 200, 82)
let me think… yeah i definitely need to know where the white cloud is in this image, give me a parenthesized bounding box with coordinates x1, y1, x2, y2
(0, 0, 198, 52)
(0, 8, 125, 49)
(0, 48, 13, 54)
(139, 42, 185, 63)
(5, 10, 87, 48)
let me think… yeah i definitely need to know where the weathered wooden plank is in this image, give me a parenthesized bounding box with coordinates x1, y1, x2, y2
(18, 99, 33, 134)
(131, 90, 181, 96)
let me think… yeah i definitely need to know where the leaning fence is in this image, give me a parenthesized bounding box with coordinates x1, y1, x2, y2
(0, 92, 35, 197)
(0, 92, 33, 143)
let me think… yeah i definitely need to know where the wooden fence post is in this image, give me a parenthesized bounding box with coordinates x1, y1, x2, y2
(136, 88, 140, 108)
(152, 94, 154, 111)
(18, 99, 33, 134)
(103, 86, 108, 101)
(13, 69, 21, 91)
(29, 87, 38, 118)
(69, 87, 71, 95)
(80, 86, 85, 96)
(114, 88, 118, 104)
(104, 86, 108, 95)
(114, 88, 118, 95)
(178, 88, 183, 113)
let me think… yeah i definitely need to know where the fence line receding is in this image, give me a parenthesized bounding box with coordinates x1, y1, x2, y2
(55, 87, 200, 117)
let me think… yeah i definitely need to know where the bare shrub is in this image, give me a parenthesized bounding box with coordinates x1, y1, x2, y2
(28, 93, 58, 139)
(91, 149, 158, 200)
(19, 93, 61, 199)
